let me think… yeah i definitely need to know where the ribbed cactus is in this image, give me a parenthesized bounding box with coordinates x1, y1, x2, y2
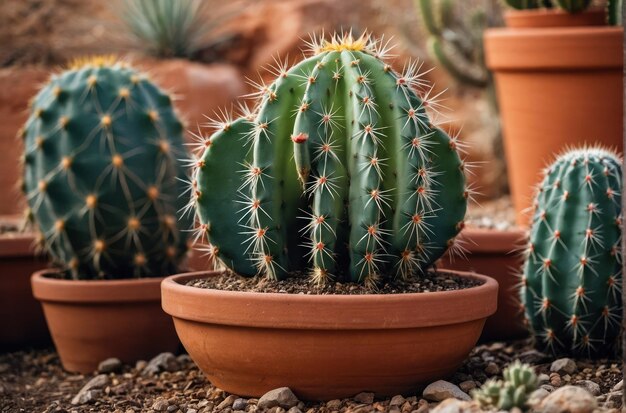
(473, 361, 538, 411)
(189, 33, 469, 284)
(21, 57, 192, 279)
(521, 147, 622, 357)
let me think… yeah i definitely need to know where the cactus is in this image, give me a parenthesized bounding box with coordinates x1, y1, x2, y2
(473, 361, 538, 411)
(521, 147, 622, 357)
(21, 57, 192, 279)
(415, 0, 491, 88)
(189, 33, 469, 285)
(119, 0, 217, 58)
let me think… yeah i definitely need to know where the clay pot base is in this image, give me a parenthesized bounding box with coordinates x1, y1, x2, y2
(162, 270, 498, 400)
(31, 270, 180, 373)
(185, 270, 483, 295)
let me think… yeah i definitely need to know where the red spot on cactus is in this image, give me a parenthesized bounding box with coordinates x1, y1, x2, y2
(291, 132, 309, 144)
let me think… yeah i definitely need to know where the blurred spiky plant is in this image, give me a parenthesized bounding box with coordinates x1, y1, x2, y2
(119, 0, 215, 58)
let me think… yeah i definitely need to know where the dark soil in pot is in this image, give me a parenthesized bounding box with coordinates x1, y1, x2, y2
(1, 339, 622, 412)
(186, 270, 482, 294)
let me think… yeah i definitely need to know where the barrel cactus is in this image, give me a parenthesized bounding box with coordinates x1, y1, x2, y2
(521, 147, 622, 357)
(188, 33, 469, 285)
(22, 57, 192, 279)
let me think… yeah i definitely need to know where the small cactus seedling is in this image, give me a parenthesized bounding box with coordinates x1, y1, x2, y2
(521, 147, 622, 357)
(188, 33, 470, 285)
(473, 361, 538, 411)
(22, 57, 192, 279)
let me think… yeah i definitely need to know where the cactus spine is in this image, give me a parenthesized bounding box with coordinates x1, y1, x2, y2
(521, 147, 622, 357)
(473, 361, 538, 411)
(22, 57, 192, 279)
(191, 33, 469, 284)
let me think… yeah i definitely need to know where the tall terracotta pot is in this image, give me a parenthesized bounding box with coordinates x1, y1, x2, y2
(31, 270, 179, 373)
(484, 10, 623, 226)
(0, 228, 49, 350)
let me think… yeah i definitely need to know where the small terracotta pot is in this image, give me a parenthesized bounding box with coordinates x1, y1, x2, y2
(162, 270, 498, 400)
(484, 11, 623, 226)
(440, 227, 528, 342)
(0, 232, 49, 350)
(31, 270, 179, 373)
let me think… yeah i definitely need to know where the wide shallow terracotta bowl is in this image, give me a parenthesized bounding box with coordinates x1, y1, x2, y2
(441, 227, 528, 341)
(162, 270, 498, 400)
(0, 233, 50, 350)
(31, 269, 180, 373)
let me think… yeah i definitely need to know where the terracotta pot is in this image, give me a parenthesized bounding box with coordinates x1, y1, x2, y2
(162, 270, 498, 400)
(31, 270, 179, 373)
(440, 227, 528, 342)
(132, 58, 245, 131)
(0, 230, 49, 350)
(484, 12, 623, 226)
(0, 67, 50, 216)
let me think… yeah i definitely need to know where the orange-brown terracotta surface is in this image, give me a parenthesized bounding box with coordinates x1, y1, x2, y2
(0, 230, 49, 350)
(162, 270, 498, 400)
(0, 67, 50, 216)
(31, 270, 179, 373)
(484, 25, 623, 226)
(441, 228, 528, 341)
(504, 9, 607, 28)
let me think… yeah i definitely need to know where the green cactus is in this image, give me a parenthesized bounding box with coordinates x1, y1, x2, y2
(503, 0, 541, 9)
(189, 33, 468, 285)
(521, 147, 622, 357)
(22, 57, 192, 279)
(473, 361, 538, 411)
(415, 0, 491, 88)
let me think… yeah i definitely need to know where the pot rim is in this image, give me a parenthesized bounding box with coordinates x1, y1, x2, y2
(458, 226, 527, 254)
(161, 269, 498, 330)
(503, 8, 607, 28)
(484, 26, 623, 70)
(0, 233, 39, 258)
(31, 269, 166, 303)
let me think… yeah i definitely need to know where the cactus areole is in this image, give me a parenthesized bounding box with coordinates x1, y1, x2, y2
(22, 57, 192, 279)
(190, 33, 469, 284)
(522, 147, 623, 357)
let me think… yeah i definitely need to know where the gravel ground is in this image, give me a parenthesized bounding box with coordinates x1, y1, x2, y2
(1, 339, 622, 413)
(465, 196, 516, 231)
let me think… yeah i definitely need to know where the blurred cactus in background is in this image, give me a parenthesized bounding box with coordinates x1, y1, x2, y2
(21, 57, 192, 279)
(118, 0, 234, 59)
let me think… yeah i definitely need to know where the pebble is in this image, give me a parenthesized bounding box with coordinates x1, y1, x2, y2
(98, 357, 122, 374)
(390, 395, 406, 406)
(538, 373, 550, 383)
(484, 362, 500, 376)
(612, 380, 623, 392)
(142, 353, 179, 376)
(0, 363, 10, 373)
(354, 392, 375, 404)
(326, 399, 342, 409)
(232, 398, 247, 410)
(287, 407, 302, 413)
(458, 381, 476, 393)
(71, 374, 109, 405)
(152, 399, 169, 411)
(423, 380, 471, 402)
(536, 385, 597, 413)
(528, 388, 550, 406)
(258, 387, 299, 409)
(217, 394, 238, 409)
(550, 358, 577, 375)
(575, 380, 600, 396)
(430, 399, 481, 413)
(549, 373, 562, 387)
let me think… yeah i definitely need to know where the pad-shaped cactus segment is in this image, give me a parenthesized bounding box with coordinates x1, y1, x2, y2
(194, 33, 468, 284)
(195, 118, 257, 276)
(22, 58, 191, 279)
(522, 147, 622, 357)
